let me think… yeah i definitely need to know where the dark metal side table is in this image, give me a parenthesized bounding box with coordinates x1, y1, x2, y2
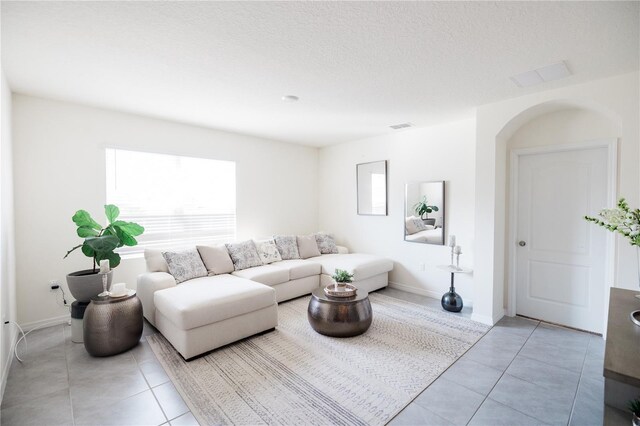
(307, 288, 372, 337)
(83, 290, 143, 356)
(437, 265, 472, 313)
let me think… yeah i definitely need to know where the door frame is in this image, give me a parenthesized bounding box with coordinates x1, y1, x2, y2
(506, 139, 618, 334)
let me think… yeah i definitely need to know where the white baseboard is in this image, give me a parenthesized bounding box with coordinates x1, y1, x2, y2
(20, 314, 70, 332)
(0, 328, 18, 406)
(471, 308, 505, 326)
(387, 281, 474, 306)
(388, 281, 441, 300)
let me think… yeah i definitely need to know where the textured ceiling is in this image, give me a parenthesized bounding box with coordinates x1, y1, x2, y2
(1, 1, 638, 146)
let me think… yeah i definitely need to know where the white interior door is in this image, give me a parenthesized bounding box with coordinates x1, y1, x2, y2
(515, 146, 608, 333)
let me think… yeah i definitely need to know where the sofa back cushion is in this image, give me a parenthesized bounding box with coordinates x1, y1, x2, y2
(162, 249, 208, 284)
(225, 240, 264, 271)
(144, 249, 169, 273)
(297, 235, 321, 259)
(254, 239, 282, 264)
(196, 244, 235, 275)
(273, 235, 300, 260)
(314, 233, 339, 254)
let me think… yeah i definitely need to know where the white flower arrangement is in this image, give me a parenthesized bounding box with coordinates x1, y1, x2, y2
(585, 198, 640, 247)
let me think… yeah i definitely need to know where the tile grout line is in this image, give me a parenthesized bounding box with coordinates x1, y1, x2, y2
(465, 320, 544, 425)
(133, 344, 171, 425)
(566, 337, 595, 426)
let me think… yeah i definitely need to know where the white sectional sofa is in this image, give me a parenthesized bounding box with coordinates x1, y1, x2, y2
(138, 239, 393, 360)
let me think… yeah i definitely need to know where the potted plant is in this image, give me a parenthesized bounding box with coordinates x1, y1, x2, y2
(585, 198, 640, 287)
(413, 196, 439, 225)
(332, 269, 354, 288)
(628, 397, 640, 425)
(64, 204, 144, 302)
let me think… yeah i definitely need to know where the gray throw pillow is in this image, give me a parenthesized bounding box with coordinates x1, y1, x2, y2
(254, 239, 282, 264)
(162, 249, 207, 284)
(297, 235, 321, 259)
(196, 244, 235, 275)
(315, 233, 339, 254)
(225, 240, 263, 271)
(273, 235, 300, 260)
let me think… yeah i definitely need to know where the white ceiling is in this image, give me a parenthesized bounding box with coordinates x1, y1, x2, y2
(2, 1, 638, 147)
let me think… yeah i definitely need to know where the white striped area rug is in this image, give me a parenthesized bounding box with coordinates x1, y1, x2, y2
(147, 292, 489, 425)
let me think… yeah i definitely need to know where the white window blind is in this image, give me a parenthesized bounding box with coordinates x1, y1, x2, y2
(106, 148, 236, 255)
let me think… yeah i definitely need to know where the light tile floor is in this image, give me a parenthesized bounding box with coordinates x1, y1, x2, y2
(0, 288, 625, 425)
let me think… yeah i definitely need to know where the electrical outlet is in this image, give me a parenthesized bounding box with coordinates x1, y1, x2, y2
(419, 263, 425, 271)
(49, 280, 60, 291)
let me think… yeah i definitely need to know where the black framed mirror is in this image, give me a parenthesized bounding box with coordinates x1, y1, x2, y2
(404, 181, 445, 245)
(357, 160, 387, 216)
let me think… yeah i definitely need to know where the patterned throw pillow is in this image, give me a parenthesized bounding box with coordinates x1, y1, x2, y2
(273, 235, 300, 260)
(162, 249, 208, 284)
(314, 233, 338, 254)
(413, 217, 427, 231)
(254, 239, 282, 264)
(225, 240, 264, 271)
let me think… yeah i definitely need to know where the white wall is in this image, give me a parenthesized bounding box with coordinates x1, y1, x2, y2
(0, 69, 17, 401)
(12, 95, 319, 328)
(318, 119, 476, 301)
(474, 71, 639, 325)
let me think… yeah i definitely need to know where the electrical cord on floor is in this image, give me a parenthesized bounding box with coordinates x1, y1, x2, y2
(4, 320, 67, 363)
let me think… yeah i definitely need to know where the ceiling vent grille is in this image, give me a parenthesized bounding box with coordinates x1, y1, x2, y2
(390, 122, 413, 130)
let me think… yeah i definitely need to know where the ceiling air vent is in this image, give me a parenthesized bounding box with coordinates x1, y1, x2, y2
(390, 122, 413, 130)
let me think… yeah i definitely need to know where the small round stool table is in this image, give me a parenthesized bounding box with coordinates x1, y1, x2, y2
(437, 265, 472, 313)
(307, 288, 372, 337)
(83, 290, 143, 357)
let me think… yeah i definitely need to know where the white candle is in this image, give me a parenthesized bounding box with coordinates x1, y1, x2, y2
(448, 235, 456, 247)
(110, 282, 126, 296)
(454, 245, 462, 254)
(99, 259, 110, 274)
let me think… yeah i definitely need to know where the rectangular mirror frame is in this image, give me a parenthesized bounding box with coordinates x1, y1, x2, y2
(404, 180, 445, 245)
(356, 160, 388, 216)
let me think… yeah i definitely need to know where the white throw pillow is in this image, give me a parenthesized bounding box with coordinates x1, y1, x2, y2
(297, 235, 321, 259)
(315, 233, 339, 254)
(196, 244, 235, 275)
(225, 240, 263, 271)
(273, 235, 300, 260)
(254, 239, 282, 264)
(162, 249, 207, 284)
(144, 249, 169, 273)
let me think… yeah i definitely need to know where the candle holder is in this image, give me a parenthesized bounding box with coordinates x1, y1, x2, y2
(98, 272, 109, 297)
(450, 246, 455, 267)
(456, 253, 461, 269)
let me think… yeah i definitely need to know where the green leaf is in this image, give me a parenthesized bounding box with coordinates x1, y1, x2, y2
(104, 204, 120, 223)
(94, 251, 121, 268)
(77, 226, 99, 238)
(112, 221, 144, 236)
(432, 206, 439, 212)
(72, 210, 101, 230)
(115, 227, 138, 246)
(84, 235, 120, 253)
(81, 244, 95, 258)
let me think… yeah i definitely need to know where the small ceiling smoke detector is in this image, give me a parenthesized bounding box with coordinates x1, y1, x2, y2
(511, 61, 571, 88)
(282, 95, 299, 102)
(390, 122, 413, 130)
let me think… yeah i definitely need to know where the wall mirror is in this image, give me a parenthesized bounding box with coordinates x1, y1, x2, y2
(357, 160, 387, 215)
(404, 181, 445, 245)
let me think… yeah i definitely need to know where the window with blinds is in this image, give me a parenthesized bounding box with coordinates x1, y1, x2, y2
(106, 148, 236, 255)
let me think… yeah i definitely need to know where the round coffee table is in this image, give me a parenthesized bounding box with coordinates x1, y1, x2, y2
(307, 288, 372, 337)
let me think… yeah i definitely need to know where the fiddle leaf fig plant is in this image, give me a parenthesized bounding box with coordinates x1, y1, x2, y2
(64, 204, 144, 271)
(413, 196, 439, 219)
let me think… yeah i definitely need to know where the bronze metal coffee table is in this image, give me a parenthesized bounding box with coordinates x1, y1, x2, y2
(307, 288, 372, 337)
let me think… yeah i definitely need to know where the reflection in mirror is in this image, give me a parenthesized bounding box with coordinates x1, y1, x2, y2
(404, 181, 445, 245)
(357, 161, 387, 215)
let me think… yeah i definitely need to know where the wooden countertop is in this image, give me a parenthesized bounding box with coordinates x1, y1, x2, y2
(604, 288, 640, 387)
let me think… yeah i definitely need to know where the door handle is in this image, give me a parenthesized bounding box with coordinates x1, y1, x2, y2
(519, 241, 526, 247)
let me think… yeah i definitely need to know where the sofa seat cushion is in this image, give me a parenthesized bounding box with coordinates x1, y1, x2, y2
(154, 275, 276, 330)
(232, 264, 289, 286)
(273, 259, 321, 280)
(312, 253, 394, 281)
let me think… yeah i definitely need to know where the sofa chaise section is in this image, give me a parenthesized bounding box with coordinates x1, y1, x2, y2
(314, 253, 394, 293)
(153, 275, 278, 359)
